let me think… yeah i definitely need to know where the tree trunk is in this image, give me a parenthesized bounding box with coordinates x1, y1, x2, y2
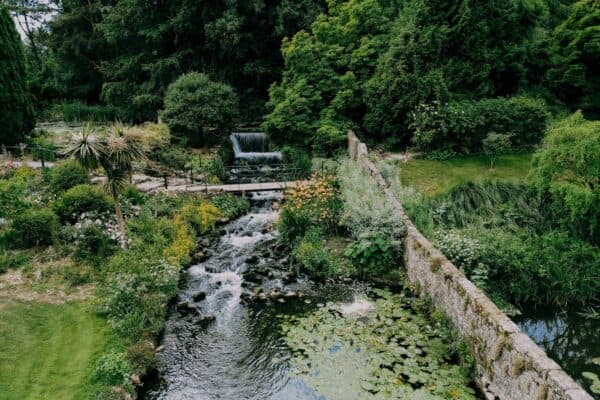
(113, 193, 127, 249)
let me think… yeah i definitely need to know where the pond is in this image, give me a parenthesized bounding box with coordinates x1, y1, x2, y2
(515, 308, 600, 398)
(140, 196, 477, 400)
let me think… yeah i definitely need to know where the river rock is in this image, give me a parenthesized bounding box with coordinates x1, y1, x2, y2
(192, 251, 209, 264)
(281, 273, 296, 284)
(176, 302, 197, 316)
(156, 345, 165, 352)
(243, 271, 263, 284)
(245, 254, 259, 264)
(277, 298, 286, 303)
(193, 292, 207, 302)
(198, 314, 216, 324)
(284, 291, 298, 298)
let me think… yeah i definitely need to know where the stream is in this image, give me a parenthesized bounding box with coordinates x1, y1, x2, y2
(515, 308, 600, 398)
(142, 194, 355, 399)
(141, 194, 477, 400)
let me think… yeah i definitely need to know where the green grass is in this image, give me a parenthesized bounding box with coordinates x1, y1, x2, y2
(398, 153, 533, 197)
(0, 300, 109, 400)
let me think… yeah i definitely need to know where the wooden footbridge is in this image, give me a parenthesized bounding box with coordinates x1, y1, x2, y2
(153, 180, 304, 194)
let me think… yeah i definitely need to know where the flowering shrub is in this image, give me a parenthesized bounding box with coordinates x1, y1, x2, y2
(279, 174, 341, 244)
(434, 230, 480, 274)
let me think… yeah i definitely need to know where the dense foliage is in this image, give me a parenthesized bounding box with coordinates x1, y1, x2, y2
(35, 0, 325, 122)
(0, 4, 35, 145)
(532, 112, 600, 244)
(263, 0, 567, 152)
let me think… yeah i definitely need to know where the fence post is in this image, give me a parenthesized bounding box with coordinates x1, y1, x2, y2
(163, 175, 168, 189)
(40, 150, 45, 169)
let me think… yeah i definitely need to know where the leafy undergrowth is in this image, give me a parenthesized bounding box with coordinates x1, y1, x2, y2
(281, 289, 476, 400)
(0, 300, 110, 400)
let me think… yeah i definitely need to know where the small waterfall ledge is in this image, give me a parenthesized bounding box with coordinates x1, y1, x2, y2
(230, 132, 282, 163)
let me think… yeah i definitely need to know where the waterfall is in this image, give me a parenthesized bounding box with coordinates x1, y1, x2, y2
(230, 132, 282, 163)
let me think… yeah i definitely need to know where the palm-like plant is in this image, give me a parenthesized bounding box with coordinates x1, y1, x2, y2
(63, 122, 145, 248)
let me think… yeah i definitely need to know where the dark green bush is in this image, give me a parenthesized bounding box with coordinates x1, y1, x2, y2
(531, 112, 600, 244)
(161, 72, 239, 147)
(217, 137, 235, 165)
(49, 161, 90, 194)
(147, 144, 189, 173)
(292, 229, 336, 277)
(53, 184, 113, 223)
(11, 208, 58, 247)
(476, 228, 600, 306)
(344, 235, 396, 277)
(43, 101, 118, 123)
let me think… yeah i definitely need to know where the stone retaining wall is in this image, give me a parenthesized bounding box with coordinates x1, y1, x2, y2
(347, 131, 592, 400)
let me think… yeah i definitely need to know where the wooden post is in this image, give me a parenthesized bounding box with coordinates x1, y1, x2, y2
(163, 175, 168, 189)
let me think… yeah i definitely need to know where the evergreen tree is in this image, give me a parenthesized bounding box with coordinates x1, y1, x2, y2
(547, 0, 600, 117)
(0, 4, 35, 145)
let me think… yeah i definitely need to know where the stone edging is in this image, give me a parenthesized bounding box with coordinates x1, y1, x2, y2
(347, 131, 592, 400)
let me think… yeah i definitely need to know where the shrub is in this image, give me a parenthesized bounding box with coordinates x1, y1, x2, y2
(292, 229, 336, 277)
(338, 159, 406, 245)
(30, 137, 57, 162)
(282, 146, 312, 179)
(211, 193, 250, 220)
(482, 132, 512, 169)
(0, 174, 29, 218)
(53, 184, 113, 223)
(434, 231, 481, 275)
(476, 228, 600, 306)
(410, 97, 548, 153)
(74, 224, 118, 266)
(49, 160, 90, 193)
(147, 144, 189, 173)
(101, 253, 179, 337)
(531, 112, 600, 244)
(126, 339, 156, 375)
(161, 72, 239, 146)
(217, 137, 235, 165)
(177, 201, 222, 236)
(344, 235, 396, 277)
(93, 351, 132, 387)
(279, 174, 341, 245)
(313, 123, 347, 156)
(11, 208, 58, 247)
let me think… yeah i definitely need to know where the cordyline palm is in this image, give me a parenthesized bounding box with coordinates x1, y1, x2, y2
(63, 123, 145, 249)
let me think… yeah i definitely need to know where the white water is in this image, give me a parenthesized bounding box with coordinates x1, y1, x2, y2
(339, 297, 374, 316)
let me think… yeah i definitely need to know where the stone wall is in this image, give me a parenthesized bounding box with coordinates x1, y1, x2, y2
(347, 131, 592, 400)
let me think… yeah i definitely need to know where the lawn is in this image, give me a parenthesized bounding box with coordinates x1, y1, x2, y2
(397, 153, 533, 197)
(0, 300, 109, 400)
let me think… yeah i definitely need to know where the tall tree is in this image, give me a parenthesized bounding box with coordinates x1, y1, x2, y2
(546, 0, 600, 117)
(364, 0, 545, 143)
(0, 3, 35, 145)
(98, 0, 324, 122)
(46, 0, 112, 102)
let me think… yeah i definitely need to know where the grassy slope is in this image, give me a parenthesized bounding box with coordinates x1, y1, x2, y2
(399, 153, 533, 197)
(0, 300, 108, 400)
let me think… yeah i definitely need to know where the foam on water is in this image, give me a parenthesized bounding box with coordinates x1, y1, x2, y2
(339, 298, 374, 316)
